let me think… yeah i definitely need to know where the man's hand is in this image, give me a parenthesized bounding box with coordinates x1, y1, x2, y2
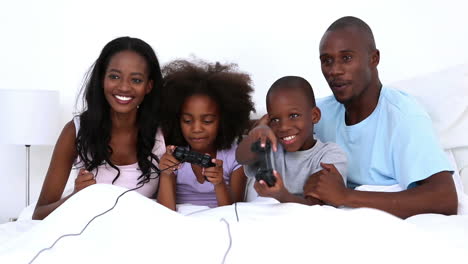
(254, 170, 289, 201)
(303, 163, 348, 207)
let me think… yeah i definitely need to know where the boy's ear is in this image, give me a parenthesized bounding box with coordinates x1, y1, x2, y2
(145, 80, 154, 94)
(311, 106, 321, 124)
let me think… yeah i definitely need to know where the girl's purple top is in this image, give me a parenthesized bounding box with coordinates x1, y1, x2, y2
(175, 144, 241, 207)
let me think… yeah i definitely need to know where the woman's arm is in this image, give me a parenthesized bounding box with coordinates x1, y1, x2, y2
(33, 121, 78, 220)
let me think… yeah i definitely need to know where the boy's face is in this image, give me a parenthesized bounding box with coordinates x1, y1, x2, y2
(267, 88, 320, 152)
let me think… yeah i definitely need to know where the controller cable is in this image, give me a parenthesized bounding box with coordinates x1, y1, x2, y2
(29, 162, 181, 263)
(29, 159, 236, 264)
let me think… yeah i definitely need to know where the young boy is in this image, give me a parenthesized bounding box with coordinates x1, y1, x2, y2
(236, 76, 347, 205)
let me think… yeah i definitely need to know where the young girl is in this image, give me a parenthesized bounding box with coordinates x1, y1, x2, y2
(157, 60, 255, 210)
(33, 37, 165, 220)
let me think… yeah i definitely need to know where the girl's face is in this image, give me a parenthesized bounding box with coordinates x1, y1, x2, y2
(180, 94, 220, 154)
(103, 50, 152, 115)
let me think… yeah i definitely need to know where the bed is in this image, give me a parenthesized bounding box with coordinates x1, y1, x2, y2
(1, 65, 467, 263)
(1, 184, 468, 264)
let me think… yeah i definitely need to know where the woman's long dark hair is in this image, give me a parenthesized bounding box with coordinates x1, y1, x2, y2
(76, 36, 162, 184)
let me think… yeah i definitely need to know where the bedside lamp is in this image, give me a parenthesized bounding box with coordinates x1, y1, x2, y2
(0, 89, 60, 206)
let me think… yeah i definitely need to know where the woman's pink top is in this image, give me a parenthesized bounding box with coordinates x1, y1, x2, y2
(73, 117, 165, 197)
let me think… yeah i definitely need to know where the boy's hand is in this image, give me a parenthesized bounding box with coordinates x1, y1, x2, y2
(159, 145, 179, 175)
(254, 170, 288, 201)
(203, 159, 224, 185)
(303, 163, 348, 207)
(74, 169, 96, 194)
(248, 124, 277, 152)
(257, 114, 270, 126)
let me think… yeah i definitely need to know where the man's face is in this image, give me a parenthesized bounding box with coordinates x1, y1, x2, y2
(319, 27, 377, 105)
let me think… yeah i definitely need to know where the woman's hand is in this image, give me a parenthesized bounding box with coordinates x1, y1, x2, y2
(74, 168, 96, 194)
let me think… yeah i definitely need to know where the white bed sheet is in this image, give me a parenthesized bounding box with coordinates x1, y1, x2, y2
(0, 184, 467, 264)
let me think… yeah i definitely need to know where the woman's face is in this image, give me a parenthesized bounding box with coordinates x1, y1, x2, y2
(180, 94, 220, 154)
(103, 50, 152, 116)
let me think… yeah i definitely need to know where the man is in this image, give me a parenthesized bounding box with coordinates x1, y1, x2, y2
(304, 16, 458, 218)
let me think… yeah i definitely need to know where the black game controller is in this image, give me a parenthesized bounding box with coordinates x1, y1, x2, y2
(173, 147, 216, 168)
(251, 140, 276, 187)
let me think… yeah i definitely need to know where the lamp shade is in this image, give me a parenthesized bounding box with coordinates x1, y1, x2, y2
(0, 89, 60, 146)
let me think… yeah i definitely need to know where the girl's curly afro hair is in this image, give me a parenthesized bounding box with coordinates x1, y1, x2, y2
(160, 59, 255, 150)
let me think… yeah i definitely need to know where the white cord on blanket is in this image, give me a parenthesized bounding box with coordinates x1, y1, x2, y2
(28, 160, 236, 264)
(220, 218, 233, 264)
(28, 162, 181, 264)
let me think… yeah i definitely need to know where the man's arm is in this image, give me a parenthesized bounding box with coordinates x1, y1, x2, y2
(304, 164, 458, 219)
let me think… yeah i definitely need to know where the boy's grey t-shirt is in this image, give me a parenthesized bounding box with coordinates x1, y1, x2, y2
(245, 139, 347, 196)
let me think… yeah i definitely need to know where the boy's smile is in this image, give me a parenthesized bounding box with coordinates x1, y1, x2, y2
(267, 88, 320, 152)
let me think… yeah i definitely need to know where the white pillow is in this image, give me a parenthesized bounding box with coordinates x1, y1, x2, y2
(391, 64, 468, 149)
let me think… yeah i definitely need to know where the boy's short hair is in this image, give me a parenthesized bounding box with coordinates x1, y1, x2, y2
(267, 76, 316, 108)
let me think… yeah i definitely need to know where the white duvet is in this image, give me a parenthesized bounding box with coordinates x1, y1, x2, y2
(0, 184, 467, 264)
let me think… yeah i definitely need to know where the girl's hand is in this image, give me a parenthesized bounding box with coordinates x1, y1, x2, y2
(203, 159, 224, 185)
(160, 145, 179, 175)
(74, 169, 96, 194)
(248, 124, 278, 152)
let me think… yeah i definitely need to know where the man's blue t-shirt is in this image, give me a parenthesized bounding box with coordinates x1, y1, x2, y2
(315, 87, 452, 189)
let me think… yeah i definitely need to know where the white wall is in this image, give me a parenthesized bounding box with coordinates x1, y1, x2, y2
(1, 0, 467, 223)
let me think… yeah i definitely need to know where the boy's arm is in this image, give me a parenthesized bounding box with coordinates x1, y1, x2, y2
(304, 164, 457, 218)
(255, 170, 322, 206)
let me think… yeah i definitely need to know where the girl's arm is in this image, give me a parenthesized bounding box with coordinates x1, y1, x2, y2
(228, 166, 247, 202)
(157, 173, 177, 210)
(209, 164, 247, 206)
(33, 121, 79, 220)
(156, 146, 178, 211)
(204, 159, 231, 206)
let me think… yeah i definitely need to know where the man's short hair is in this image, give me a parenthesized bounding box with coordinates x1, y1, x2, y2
(327, 16, 376, 50)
